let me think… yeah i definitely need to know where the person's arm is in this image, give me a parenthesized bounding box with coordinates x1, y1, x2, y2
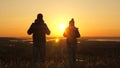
(44, 24, 50, 35)
(63, 28, 68, 37)
(27, 23, 33, 35)
(75, 28, 80, 38)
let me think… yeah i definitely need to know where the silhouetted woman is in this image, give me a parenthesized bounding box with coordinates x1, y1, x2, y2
(63, 18, 80, 68)
(27, 13, 50, 68)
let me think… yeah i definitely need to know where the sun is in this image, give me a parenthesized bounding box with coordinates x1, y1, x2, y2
(59, 24, 66, 31)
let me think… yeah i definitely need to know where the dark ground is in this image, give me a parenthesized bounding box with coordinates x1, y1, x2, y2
(0, 37, 120, 68)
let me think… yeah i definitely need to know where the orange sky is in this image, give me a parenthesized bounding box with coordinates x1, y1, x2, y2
(0, 0, 120, 37)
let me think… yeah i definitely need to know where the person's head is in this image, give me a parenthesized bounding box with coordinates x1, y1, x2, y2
(35, 13, 44, 23)
(37, 13, 43, 19)
(69, 18, 75, 26)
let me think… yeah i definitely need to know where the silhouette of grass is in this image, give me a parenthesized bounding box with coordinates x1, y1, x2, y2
(0, 37, 120, 68)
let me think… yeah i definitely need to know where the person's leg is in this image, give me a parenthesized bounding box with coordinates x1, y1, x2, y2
(40, 45, 46, 63)
(68, 44, 77, 68)
(33, 46, 37, 62)
(67, 46, 73, 68)
(72, 45, 77, 68)
(33, 45, 39, 68)
(39, 44, 46, 68)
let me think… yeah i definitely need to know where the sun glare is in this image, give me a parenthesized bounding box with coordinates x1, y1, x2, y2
(59, 24, 66, 31)
(55, 38, 60, 43)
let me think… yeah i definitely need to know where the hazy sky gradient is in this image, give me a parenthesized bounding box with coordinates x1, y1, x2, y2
(0, 0, 120, 37)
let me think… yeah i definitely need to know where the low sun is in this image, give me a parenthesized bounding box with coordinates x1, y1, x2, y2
(59, 24, 66, 31)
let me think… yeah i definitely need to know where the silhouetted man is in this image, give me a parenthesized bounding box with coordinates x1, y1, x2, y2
(27, 13, 50, 68)
(63, 18, 80, 68)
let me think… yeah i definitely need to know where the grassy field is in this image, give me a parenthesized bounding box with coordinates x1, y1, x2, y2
(0, 37, 120, 68)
